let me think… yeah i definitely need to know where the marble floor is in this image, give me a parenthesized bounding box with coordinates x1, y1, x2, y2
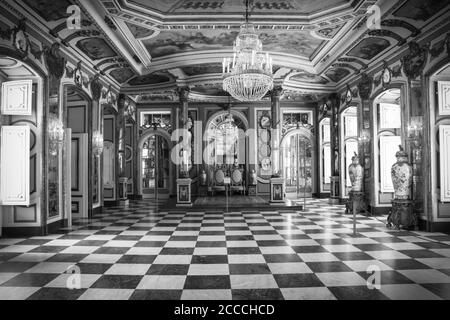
(0, 198, 449, 300)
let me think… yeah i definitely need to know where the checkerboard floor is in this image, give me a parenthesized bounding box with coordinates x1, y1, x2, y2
(1, 198, 450, 300)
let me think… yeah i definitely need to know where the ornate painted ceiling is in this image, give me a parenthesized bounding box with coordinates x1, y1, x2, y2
(9, 0, 450, 102)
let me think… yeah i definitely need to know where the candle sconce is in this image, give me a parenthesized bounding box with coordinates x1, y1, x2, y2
(48, 114, 65, 156)
(358, 129, 371, 155)
(407, 116, 423, 165)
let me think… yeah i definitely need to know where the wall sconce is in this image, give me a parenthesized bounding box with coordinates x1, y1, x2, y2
(358, 129, 370, 154)
(407, 116, 423, 141)
(407, 116, 423, 164)
(48, 114, 64, 156)
(92, 130, 104, 157)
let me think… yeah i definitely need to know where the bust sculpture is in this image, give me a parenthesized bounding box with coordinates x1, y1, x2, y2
(348, 152, 363, 192)
(391, 145, 413, 200)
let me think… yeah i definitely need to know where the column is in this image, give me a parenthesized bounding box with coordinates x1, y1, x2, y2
(176, 87, 193, 207)
(117, 94, 128, 205)
(328, 93, 340, 204)
(270, 86, 285, 203)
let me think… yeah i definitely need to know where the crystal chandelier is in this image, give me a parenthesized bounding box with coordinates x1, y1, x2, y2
(223, 0, 273, 101)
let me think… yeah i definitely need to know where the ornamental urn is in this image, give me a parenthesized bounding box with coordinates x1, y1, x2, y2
(348, 152, 363, 192)
(391, 145, 413, 200)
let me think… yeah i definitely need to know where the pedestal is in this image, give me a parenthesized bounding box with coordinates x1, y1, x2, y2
(345, 191, 367, 215)
(330, 176, 340, 204)
(248, 185, 257, 196)
(198, 185, 208, 197)
(177, 178, 193, 207)
(387, 199, 417, 230)
(270, 178, 285, 203)
(118, 177, 129, 206)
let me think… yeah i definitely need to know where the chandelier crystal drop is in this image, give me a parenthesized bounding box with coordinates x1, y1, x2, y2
(222, 2, 273, 101)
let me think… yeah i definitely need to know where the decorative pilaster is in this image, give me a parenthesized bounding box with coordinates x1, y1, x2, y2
(270, 86, 284, 203)
(117, 94, 128, 205)
(357, 73, 373, 207)
(328, 93, 340, 204)
(176, 87, 193, 206)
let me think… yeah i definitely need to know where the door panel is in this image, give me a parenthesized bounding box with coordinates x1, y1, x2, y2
(71, 133, 88, 218)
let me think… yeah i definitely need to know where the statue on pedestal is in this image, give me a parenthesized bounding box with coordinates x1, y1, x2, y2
(348, 152, 363, 192)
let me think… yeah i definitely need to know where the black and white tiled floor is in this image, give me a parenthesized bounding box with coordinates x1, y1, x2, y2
(0, 199, 450, 300)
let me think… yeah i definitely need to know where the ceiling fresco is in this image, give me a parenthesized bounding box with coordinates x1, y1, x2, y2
(324, 68, 350, 83)
(290, 71, 329, 84)
(21, 0, 73, 21)
(125, 22, 156, 39)
(76, 37, 117, 60)
(144, 29, 324, 59)
(347, 37, 391, 61)
(9, 0, 450, 100)
(110, 67, 135, 83)
(181, 64, 223, 76)
(393, 0, 450, 21)
(128, 0, 348, 15)
(143, 30, 239, 58)
(128, 73, 172, 85)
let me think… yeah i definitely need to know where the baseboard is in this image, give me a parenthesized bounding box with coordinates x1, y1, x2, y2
(318, 193, 331, 198)
(92, 206, 103, 215)
(104, 200, 119, 207)
(369, 206, 391, 215)
(418, 219, 450, 233)
(2, 219, 63, 237)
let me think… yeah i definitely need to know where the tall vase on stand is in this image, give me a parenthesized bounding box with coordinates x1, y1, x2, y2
(388, 145, 416, 229)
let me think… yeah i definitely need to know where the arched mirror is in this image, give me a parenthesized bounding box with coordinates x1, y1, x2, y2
(319, 118, 331, 195)
(340, 106, 359, 198)
(373, 88, 402, 208)
(140, 132, 170, 199)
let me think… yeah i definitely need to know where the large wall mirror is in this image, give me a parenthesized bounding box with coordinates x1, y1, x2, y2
(319, 118, 331, 195)
(340, 106, 358, 198)
(373, 88, 402, 207)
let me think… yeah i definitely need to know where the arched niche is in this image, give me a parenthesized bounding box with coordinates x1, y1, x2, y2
(137, 128, 173, 199)
(280, 127, 316, 198)
(319, 117, 331, 195)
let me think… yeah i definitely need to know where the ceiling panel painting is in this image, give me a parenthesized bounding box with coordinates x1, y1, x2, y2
(181, 64, 223, 76)
(144, 29, 324, 59)
(347, 37, 391, 60)
(128, 73, 172, 85)
(143, 29, 239, 58)
(393, 0, 450, 22)
(290, 71, 329, 84)
(110, 67, 135, 83)
(259, 32, 324, 57)
(125, 22, 156, 39)
(128, 0, 348, 15)
(76, 37, 117, 60)
(325, 68, 350, 83)
(22, 0, 73, 21)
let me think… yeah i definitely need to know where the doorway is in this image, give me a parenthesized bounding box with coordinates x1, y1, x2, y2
(281, 131, 314, 198)
(140, 132, 170, 199)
